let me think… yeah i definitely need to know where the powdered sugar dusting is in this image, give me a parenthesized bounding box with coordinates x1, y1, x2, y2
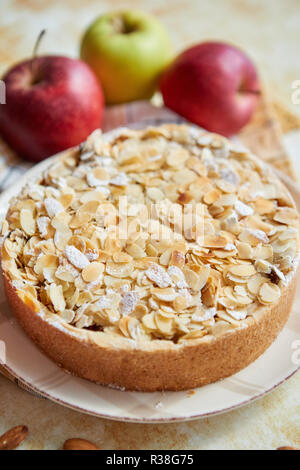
(246, 228, 269, 243)
(65, 245, 90, 270)
(227, 309, 248, 320)
(37, 216, 50, 238)
(146, 264, 172, 288)
(235, 200, 254, 217)
(167, 265, 188, 288)
(110, 173, 129, 186)
(121, 291, 139, 316)
(56, 262, 79, 278)
(44, 198, 64, 218)
(192, 307, 216, 322)
(96, 295, 111, 309)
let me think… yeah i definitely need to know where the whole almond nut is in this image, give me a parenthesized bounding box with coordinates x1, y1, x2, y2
(277, 446, 299, 451)
(0, 425, 29, 450)
(63, 438, 99, 450)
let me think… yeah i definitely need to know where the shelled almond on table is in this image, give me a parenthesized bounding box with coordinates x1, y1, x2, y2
(0, 425, 28, 450)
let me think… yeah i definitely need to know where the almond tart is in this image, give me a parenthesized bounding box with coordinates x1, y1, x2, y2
(1, 124, 299, 391)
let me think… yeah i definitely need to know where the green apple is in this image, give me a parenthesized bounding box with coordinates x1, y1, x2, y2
(80, 10, 173, 104)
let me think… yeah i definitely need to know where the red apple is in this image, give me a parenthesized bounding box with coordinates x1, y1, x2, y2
(160, 42, 260, 136)
(0, 56, 104, 162)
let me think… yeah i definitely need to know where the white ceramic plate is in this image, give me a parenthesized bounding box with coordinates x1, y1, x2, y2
(0, 152, 299, 423)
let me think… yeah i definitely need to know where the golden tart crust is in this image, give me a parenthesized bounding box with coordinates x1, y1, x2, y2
(1, 124, 299, 391)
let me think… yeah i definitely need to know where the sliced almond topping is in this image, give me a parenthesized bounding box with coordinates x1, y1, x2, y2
(78, 200, 100, 216)
(69, 212, 91, 229)
(3, 124, 299, 342)
(235, 200, 253, 217)
(126, 243, 146, 259)
(254, 198, 275, 215)
(82, 262, 104, 283)
(255, 259, 272, 274)
(247, 273, 266, 295)
(236, 241, 253, 259)
(202, 282, 217, 307)
(173, 169, 197, 186)
(159, 248, 172, 266)
(216, 179, 236, 193)
(203, 234, 229, 249)
(34, 254, 59, 276)
(155, 312, 175, 336)
(238, 228, 269, 246)
(273, 207, 298, 225)
(20, 209, 36, 236)
(146, 187, 164, 201)
(228, 264, 256, 277)
(166, 148, 188, 168)
(145, 264, 172, 288)
(119, 316, 139, 339)
(59, 309, 75, 323)
(106, 259, 134, 278)
(170, 250, 185, 268)
(55, 263, 78, 282)
(211, 320, 233, 336)
(48, 284, 66, 312)
(142, 312, 157, 331)
(179, 329, 206, 341)
(177, 191, 193, 204)
(44, 198, 64, 218)
(173, 295, 188, 312)
(253, 245, 273, 260)
(151, 288, 177, 302)
(1, 219, 9, 236)
(258, 282, 280, 304)
(204, 189, 221, 205)
(183, 268, 201, 290)
(65, 245, 90, 270)
(60, 192, 74, 209)
(246, 215, 273, 235)
(113, 252, 132, 263)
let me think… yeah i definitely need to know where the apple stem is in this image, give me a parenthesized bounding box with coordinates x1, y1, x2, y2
(31, 29, 46, 76)
(111, 15, 136, 34)
(111, 16, 124, 34)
